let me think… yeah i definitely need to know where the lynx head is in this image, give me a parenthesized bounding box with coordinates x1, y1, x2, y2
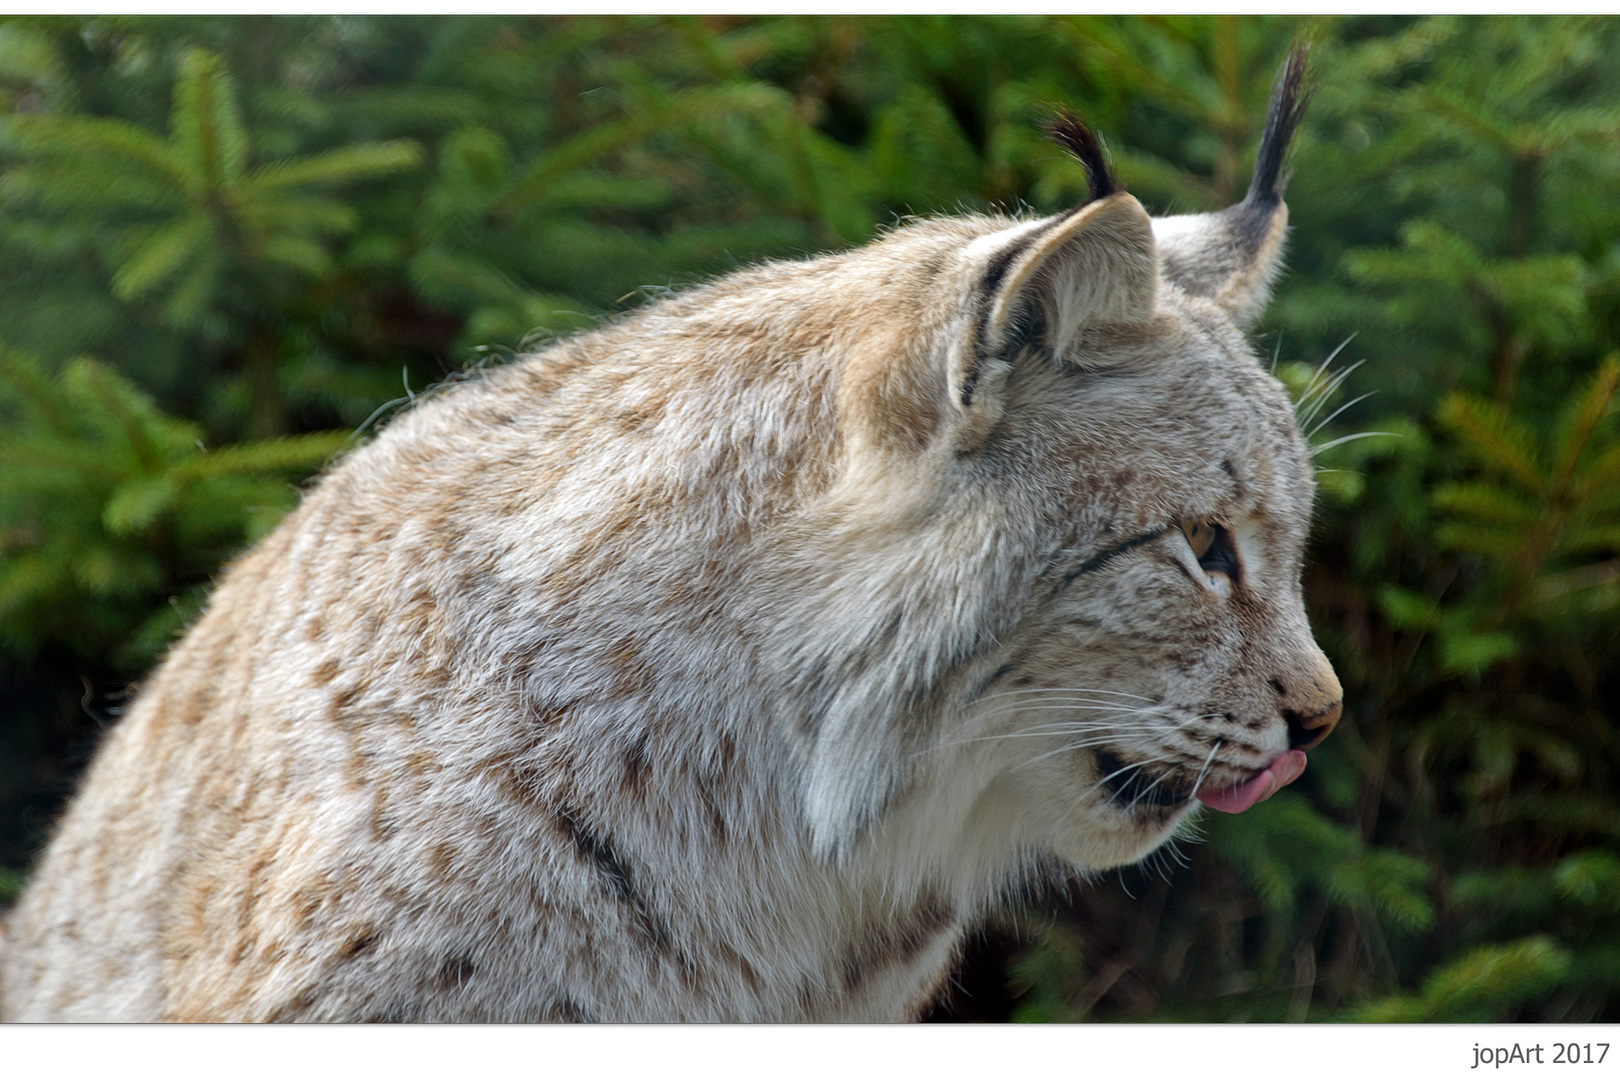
(780, 45, 1341, 870)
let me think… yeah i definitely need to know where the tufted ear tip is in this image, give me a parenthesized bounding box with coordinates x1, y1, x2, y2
(1244, 40, 1313, 212)
(1045, 111, 1118, 203)
(1151, 44, 1313, 328)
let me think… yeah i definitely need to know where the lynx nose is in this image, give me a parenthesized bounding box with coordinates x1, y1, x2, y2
(1284, 700, 1342, 751)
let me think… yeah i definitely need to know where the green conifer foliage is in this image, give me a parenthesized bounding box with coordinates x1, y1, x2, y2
(0, 345, 347, 669)
(1, 46, 421, 436)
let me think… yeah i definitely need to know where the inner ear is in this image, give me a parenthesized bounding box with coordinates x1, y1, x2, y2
(950, 194, 1157, 429)
(984, 193, 1157, 357)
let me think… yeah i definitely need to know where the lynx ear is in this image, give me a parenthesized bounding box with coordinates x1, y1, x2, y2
(982, 193, 1158, 356)
(1153, 43, 1311, 329)
(951, 194, 1158, 436)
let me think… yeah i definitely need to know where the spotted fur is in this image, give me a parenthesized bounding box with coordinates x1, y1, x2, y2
(1, 51, 1340, 1022)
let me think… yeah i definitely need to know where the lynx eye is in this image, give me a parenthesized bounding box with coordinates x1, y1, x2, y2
(1180, 520, 1239, 579)
(1180, 520, 1216, 559)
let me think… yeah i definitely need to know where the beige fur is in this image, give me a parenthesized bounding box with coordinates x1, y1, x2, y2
(1, 166, 1341, 1021)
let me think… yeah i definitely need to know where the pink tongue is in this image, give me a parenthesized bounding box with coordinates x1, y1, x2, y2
(1195, 750, 1308, 814)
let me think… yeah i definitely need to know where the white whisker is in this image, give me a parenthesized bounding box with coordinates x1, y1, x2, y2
(1312, 430, 1397, 455)
(1126, 770, 1172, 812)
(925, 711, 1171, 756)
(1077, 754, 1176, 795)
(1189, 739, 1223, 800)
(1306, 391, 1375, 440)
(1014, 736, 1143, 770)
(976, 686, 1153, 703)
(1291, 335, 1355, 413)
(1296, 358, 1365, 427)
(978, 701, 1165, 714)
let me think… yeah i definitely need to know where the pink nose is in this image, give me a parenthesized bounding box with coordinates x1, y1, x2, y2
(1286, 700, 1342, 751)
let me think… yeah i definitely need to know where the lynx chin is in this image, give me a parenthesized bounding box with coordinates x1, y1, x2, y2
(1, 48, 1342, 1022)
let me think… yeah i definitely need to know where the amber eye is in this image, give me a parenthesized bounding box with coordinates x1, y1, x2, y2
(1180, 519, 1239, 578)
(1181, 520, 1217, 559)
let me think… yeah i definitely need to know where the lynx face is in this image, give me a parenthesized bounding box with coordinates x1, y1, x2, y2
(930, 231, 1342, 872)
(793, 189, 1341, 874)
(792, 53, 1340, 871)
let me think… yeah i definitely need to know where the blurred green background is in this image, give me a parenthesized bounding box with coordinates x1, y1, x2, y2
(2, 15, 1618, 1022)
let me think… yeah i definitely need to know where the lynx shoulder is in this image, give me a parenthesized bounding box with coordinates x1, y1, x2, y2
(1, 49, 1341, 1022)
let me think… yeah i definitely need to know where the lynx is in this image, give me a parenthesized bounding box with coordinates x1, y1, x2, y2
(1, 49, 1341, 1022)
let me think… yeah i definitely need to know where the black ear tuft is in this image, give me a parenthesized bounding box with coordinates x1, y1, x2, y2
(1045, 111, 1118, 203)
(1243, 41, 1313, 211)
